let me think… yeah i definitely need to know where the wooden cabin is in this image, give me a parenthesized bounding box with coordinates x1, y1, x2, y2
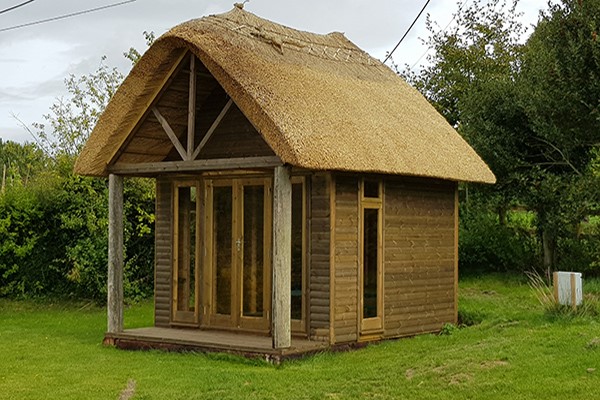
(75, 6, 495, 360)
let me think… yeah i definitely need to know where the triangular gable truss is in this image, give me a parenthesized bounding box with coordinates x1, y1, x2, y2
(108, 52, 280, 175)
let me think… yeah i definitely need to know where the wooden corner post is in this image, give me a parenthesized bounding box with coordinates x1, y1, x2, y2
(272, 166, 292, 349)
(108, 174, 124, 333)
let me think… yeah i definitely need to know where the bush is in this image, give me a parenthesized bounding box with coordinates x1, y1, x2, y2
(459, 210, 539, 273)
(0, 169, 154, 302)
(557, 236, 600, 277)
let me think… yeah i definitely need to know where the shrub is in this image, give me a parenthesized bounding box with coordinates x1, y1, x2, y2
(459, 210, 538, 273)
(526, 270, 600, 319)
(0, 170, 155, 302)
(557, 236, 600, 277)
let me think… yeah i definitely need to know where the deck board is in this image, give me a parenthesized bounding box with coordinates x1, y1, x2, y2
(106, 327, 329, 361)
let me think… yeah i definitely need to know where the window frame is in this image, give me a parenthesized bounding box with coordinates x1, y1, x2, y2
(171, 179, 201, 326)
(359, 178, 384, 334)
(290, 176, 307, 334)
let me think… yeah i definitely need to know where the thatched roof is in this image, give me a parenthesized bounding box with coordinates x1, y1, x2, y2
(74, 6, 495, 184)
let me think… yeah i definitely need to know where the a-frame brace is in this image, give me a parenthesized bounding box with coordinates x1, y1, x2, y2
(154, 54, 233, 162)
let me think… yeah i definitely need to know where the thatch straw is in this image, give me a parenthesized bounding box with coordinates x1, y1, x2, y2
(74, 7, 495, 184)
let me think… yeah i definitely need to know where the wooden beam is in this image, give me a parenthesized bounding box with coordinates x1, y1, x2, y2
(108, 174, 124, 333)
(152, 107, 187, 160)
(109, 156, 282, 175)
(272, 165, 292, 349)
(107, 49, 187, 167)
(191, 98, 233, 160)
(187, 55, 196, 159)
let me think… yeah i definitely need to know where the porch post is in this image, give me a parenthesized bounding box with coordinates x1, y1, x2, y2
(272, 165, 292, 349)
(108, 174, 124, 333)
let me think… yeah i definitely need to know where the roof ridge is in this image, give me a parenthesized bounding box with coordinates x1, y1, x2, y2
(202, 8, 379, 66)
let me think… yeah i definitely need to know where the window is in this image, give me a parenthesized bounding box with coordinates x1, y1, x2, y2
(172, 182, 200, 324)
(291, 177, 306, 332)
(360, 178, 383, 333)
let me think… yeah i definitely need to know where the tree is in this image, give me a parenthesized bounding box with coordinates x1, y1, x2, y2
(0, 35, 157, 300)
(403, 0, 532, 226)
(405, 0, 600, 272)
(28, 58, 123, 159)
(0, 139, 48, 190)
(517, 0, 600, 269)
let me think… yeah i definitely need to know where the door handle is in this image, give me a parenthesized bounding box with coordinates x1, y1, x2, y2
(236, 238, 242, 251)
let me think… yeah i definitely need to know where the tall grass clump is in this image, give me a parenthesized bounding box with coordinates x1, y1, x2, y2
(525, 270, 600, 318)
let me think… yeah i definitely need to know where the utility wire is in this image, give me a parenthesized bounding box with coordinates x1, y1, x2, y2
(383, 0, 432, 64)
(409, 0, 472, 70)
(0, 0, 35, 16)
(0, 0, 137, 33)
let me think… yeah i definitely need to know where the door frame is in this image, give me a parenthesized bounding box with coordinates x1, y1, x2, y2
(203, 177, 273, 332)
(171, 179, 201, 326)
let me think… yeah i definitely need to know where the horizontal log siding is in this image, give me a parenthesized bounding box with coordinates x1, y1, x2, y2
(383, 178, 456, 338)
(333, 176, 359, 343)
(309, 174, 330, 340)
(154, 178, 172, 327)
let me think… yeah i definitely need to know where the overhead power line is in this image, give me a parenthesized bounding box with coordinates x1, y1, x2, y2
(409, 0, 473, 70)
(0, 0, 36, 16)
(383, 0, 432, 64)
(0, 0, 137, 33)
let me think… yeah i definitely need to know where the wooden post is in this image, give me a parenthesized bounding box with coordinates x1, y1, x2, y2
(187, 55, 196, 160)
(272, 166, 292, 349)
(108, 174, 124, 333)
(553, 271, 559, 303)
(570, 273, 577, 310)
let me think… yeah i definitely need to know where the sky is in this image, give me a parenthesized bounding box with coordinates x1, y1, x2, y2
(0, 0, 545, 143)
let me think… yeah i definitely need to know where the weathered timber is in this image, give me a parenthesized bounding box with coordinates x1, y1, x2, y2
(152, 107, 188, 160)
(187, 55, 196, 159)
(109, 156, 282, 175)
(154, 178, 172, 327)
(272, 166, 292, 349)
(108, 174, 124, 333)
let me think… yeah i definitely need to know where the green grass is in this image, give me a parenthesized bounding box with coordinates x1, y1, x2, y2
(1, 276, 600, 399)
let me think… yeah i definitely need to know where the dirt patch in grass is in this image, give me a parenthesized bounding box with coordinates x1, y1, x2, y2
(118, 379, 136, 400)
(586, 338, 600, 350)
(405, 369, 415, 380)
(449, 373, 473, 385)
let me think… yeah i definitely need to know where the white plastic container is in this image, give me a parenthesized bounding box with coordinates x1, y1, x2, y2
(553, 271, 583, 306)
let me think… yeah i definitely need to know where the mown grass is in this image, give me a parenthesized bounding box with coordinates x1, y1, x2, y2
(1, 275, 600, 399)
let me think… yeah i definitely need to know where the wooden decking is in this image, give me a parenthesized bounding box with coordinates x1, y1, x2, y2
(105, 327, 330, 362)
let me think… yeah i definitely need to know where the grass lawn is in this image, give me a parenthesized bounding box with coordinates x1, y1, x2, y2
(1, 275, 599, 399)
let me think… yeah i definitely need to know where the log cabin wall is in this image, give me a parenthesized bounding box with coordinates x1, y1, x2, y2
(383, 178, 457, 338)
(154, 177, 173, 327)
(332, 176, 360, 343)
(308, 174, 331, 341)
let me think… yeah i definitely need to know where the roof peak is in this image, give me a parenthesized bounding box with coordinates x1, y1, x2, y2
(196, 7, 377, 66)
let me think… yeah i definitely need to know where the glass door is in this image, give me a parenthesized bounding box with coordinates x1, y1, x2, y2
(172, 182, 200, 325)
(204, 178, 272, 331)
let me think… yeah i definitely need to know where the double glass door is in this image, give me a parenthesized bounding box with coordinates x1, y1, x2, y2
(204, 178, 272, 331)
(171, 175, 305, 333)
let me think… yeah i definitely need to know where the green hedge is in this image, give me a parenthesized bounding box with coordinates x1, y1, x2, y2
(0, 171, 154, 302)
